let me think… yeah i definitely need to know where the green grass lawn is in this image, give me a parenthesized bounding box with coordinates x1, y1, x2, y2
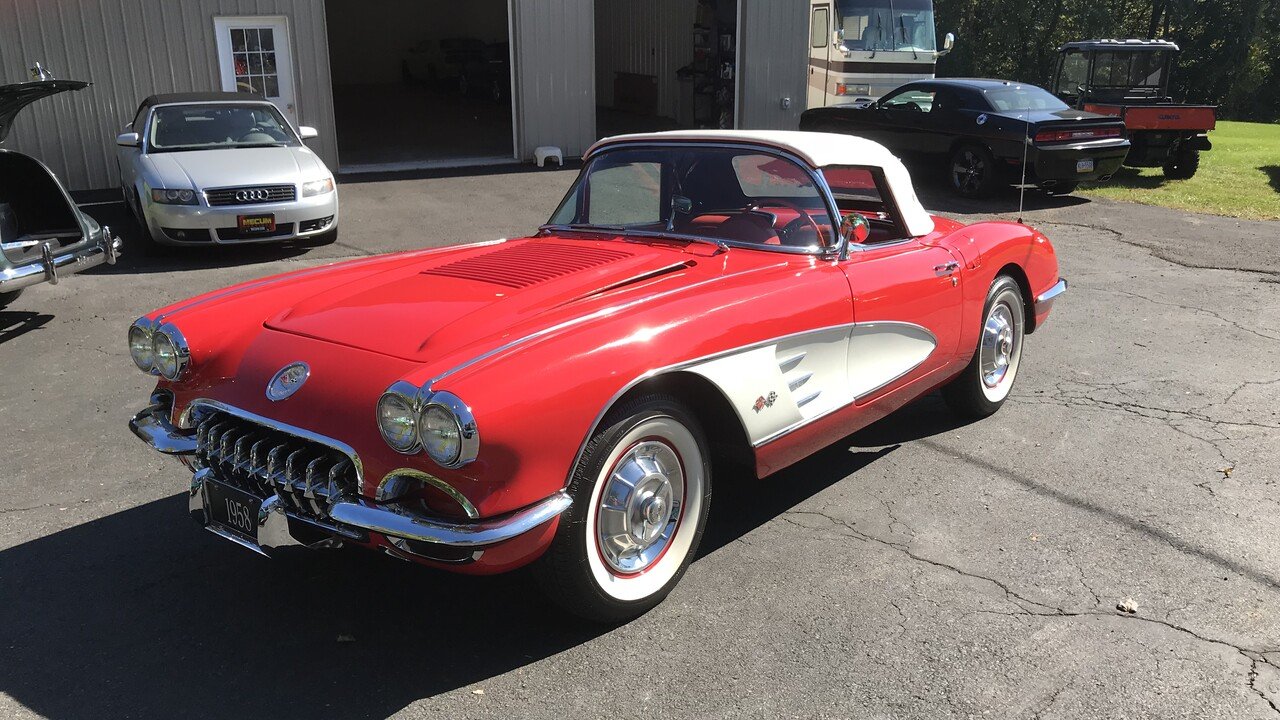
(1081, 120, 1280, 220)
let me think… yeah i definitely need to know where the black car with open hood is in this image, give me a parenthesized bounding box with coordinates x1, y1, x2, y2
(801, 78, 1130, 198)
(0, 79, 120, 306)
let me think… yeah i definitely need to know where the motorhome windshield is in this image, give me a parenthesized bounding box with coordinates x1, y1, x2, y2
(835, 0, 936, 52)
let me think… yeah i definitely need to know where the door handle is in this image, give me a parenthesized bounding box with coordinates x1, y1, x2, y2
(934, 261, 960, 276)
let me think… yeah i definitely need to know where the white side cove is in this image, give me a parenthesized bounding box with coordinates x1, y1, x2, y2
(684, 322, 937, 447)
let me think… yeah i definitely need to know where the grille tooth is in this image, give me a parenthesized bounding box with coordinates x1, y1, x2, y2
(191, 409, 360, 523)
(204, 185, 296, 207)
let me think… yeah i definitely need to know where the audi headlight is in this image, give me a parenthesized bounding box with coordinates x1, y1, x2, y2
(301, 178, 334, 197)
(150, 188, 198, 205)
(419, 391, 478, 469)
(377, 390, 420, 454)
(151, 323, 190, 380)
(128, 318, 155, 371)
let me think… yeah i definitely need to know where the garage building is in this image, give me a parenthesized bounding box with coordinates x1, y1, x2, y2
(0, 0, 809, 191)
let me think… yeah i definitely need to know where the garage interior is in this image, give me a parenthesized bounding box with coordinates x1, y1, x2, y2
(594, 0, 738, 137)
(324, 0, 513, 171)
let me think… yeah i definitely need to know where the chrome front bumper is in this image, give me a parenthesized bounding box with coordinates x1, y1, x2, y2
(129, 401, 571, 554)
(0, 228, 121, 293)
(1034, 277, 1068, 316)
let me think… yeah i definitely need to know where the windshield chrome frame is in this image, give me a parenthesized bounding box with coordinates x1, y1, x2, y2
(142, 100, 302, 155)
(548, 140, 847, 259)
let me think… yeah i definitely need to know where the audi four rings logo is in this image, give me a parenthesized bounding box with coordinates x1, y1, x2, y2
(235, 188, 271, 202)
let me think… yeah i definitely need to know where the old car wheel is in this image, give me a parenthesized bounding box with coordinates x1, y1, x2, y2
(1162, 144, 1200, 180)
(950, 144, 998, 198)
(537, 394, 711, 623)
(942, 275, 1025, 419)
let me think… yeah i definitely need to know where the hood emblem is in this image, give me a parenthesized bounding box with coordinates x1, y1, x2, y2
(266, 362, 310, 401)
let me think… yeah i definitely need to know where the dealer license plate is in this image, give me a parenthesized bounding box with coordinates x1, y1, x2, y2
(205, 477, 262, 542)
(1075, 158, 1095, 173)
(237, 213, 276, 234)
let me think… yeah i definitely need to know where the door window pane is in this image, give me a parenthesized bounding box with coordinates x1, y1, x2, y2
(259, 28, 275, 51)
(246, 28, 261, 51)
(229, 26, 280, 99)
(231, 28, 246, 52)
(811, 8, 829, 49)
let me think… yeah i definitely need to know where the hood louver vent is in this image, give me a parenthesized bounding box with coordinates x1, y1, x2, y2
(421, 242, 633, 289)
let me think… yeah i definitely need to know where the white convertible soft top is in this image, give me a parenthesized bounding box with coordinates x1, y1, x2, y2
(586, 130, 935, 238)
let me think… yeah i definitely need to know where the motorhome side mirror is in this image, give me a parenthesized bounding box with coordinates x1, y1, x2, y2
(841, 212, 871, 244)
(116, 131, 140, 147)
(941, 32, 956, 55)
(298, 126, 319, 140)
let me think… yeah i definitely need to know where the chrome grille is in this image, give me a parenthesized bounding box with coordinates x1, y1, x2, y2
(204, 185, 297, 206)
(194, 409, 357, 518)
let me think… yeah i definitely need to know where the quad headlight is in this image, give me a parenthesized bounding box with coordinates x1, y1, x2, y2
(127, 318, 190, 380)
(376, 384, 478, 468)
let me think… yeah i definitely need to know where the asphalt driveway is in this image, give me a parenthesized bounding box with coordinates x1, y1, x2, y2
(1, 167, 1277, 719)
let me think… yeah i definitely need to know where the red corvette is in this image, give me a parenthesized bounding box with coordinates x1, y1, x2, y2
(128, 131, 1065, 621)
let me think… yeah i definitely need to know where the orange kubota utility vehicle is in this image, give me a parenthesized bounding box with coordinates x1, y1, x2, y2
(1052, 39, 1215, 179)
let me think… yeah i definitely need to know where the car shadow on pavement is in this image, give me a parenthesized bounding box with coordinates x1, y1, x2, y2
(0, 311, 53, 345)
(76, 202, 321, 276)
(904, 158, 1092, 217)
(0, 397, 968, 720)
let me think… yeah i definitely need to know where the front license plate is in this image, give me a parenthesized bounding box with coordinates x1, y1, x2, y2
(205, 478, 262, 542)
(237, 213, 276, 234)
(1076, 158, 1095, 173)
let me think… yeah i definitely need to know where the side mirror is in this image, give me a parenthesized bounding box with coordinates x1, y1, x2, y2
(939, 32, 956, 56)
(298, 125, 319, 140)
(671, 194, 693, 215)
(840, 212, 871, 244)
(116, 131, 140, 147)
(833, 27, 850, 53)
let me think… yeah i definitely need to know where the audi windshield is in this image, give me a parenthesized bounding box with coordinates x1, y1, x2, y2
(147, 103, 299, 153)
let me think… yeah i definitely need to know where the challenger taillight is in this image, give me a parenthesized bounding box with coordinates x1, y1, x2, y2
(1034, 127, 1123, 143)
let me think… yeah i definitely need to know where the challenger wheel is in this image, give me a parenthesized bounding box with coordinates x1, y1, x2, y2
(942, 275, 1026, 419)
(537, 394, 711, 623)
(950, 144, 998, 198)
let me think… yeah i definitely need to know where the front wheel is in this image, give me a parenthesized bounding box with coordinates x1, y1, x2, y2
(942, 275, 1026, 419)
(536, 394, 712, 623)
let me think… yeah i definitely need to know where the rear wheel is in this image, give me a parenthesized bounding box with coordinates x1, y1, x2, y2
(942, 275, 1026, 419)
(950, 144, 999, 198)
(1162, 143, 1200, 180)
(536, 394, 712, 623)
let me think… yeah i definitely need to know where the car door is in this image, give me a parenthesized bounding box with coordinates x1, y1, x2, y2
(839, 239, 964, 402)
(868, 85, 934, 153)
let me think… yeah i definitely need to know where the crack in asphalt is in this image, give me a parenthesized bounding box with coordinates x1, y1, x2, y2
(780, 507, 1280, 717)
(1038, 219, 1280, 280)
(1101, 287, 1280, 344)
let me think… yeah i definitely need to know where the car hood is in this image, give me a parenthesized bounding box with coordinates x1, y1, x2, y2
(263, 236, 716, 363)
(0, 80, 89, 142)
(142, 145, 328, 189)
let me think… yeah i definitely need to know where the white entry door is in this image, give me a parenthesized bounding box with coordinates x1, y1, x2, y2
(213, 16, 298, 126)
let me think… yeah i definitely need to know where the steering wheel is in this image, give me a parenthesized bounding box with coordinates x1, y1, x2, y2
(759, 198, 824, 246)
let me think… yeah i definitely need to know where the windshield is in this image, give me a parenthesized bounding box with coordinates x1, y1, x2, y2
(147, 103, 298, 152)
(548, 146, 835, 251)
(981, 85, 1069, 112)
(835, 0, 936, 52)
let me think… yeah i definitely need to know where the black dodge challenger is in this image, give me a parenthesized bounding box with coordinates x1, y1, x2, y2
(800, 78, 1130, 198)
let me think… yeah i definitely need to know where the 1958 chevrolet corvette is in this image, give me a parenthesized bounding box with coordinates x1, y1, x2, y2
(128, 130, 1065, 621)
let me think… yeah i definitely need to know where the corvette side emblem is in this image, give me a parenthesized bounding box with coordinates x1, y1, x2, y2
(752, 391, 778, 413)
(266, 362, 310, 401)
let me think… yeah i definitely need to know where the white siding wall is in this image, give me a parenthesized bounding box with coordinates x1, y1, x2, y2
(594, 0, 695, 120)
(0, 0, 337, 190)
(510, 0, 595, 161)
(738, 0, 808, 130)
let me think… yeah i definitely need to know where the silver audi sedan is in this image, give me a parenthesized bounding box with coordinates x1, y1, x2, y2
(116, 92, 338, 246)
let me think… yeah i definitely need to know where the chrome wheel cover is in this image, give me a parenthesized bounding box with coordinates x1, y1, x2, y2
(978, 290, 1023, 402)
(584, 416, 706, 602)
(595, 440, 683, 574)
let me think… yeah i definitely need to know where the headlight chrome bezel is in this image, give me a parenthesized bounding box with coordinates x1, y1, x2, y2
(128, 317, 157, 372)
(375, 383, 479, 468)
(129, 317, 190, 380)
(150, 188, 198, 205)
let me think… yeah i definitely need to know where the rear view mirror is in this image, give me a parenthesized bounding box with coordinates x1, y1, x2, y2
(841, 212, 871, 244)
(116, 132, 140, 147)
(298, 126, 319, 140)
(671, 194, 693, 215)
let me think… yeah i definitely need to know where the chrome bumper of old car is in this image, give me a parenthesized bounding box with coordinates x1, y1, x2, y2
(0, 227, 121, 292)
(130, 399, 571, 555)
(1034, 277, 1068, 315)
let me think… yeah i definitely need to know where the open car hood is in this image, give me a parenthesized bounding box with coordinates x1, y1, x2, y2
(0, 80, 89, 142)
